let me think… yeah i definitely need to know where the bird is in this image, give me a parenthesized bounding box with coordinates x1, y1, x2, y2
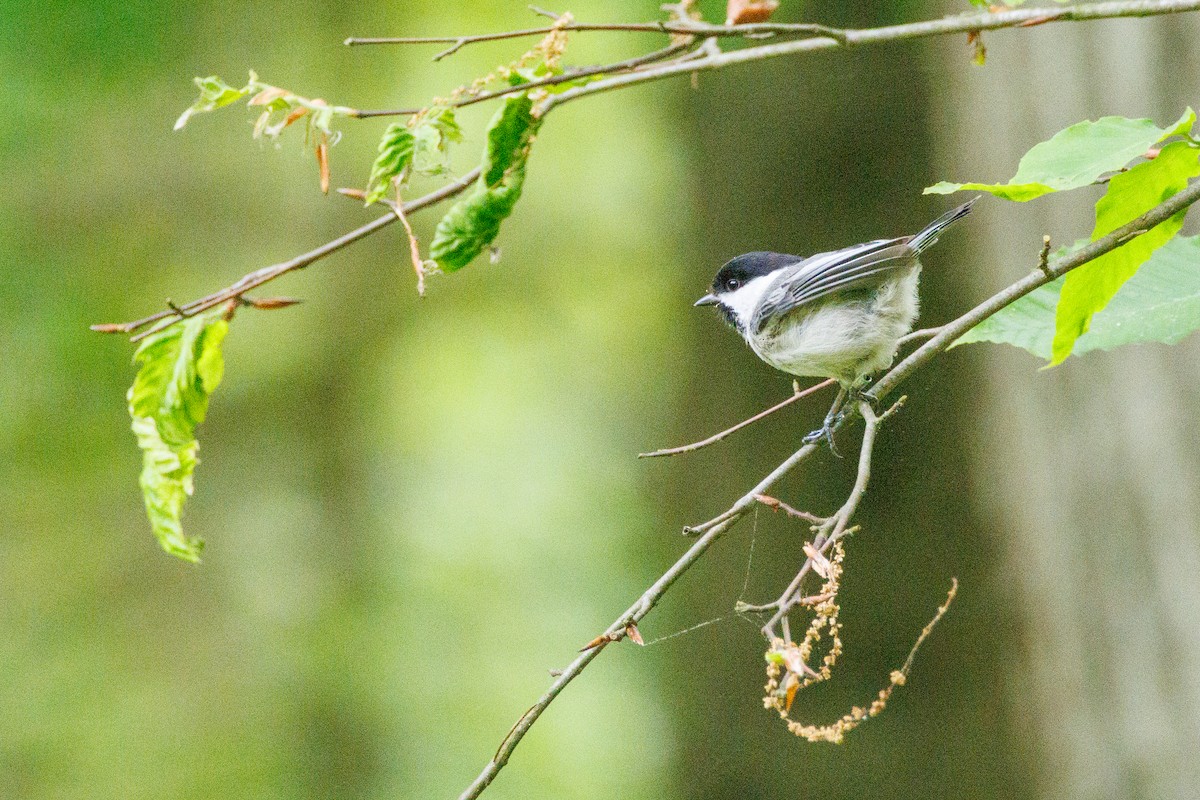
(694, 199, 976, 448)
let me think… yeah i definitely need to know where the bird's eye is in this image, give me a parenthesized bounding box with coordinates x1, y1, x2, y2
(726, 278, 741, 291)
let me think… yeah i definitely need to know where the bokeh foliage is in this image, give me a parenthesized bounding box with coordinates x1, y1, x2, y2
(10, 1, 1194, 799)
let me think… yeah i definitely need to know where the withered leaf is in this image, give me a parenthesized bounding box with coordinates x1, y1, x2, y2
(726, 0, 780, 25)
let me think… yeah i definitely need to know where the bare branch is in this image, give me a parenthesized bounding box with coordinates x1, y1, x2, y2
(897, 326, 944, 347)
(99, 0, 1200, 340)
(539, 0, 1200, 113)
(96, 168, 481, 339)
(458, 437, 822, 800)
(638, 378, 835, 458)
(344, 20, 847, 51)
(761, 399, 886, 638)
(351, 41, 696, 119)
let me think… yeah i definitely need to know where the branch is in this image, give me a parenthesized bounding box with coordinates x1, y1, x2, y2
(344, 20, 848, 50)
(457, 179, 1200, 799)
(458, 436, 823, 800)
(98, 0, 1200, 338)
(95, 167, 481, 340)
(871, 175, 1200, 401)
(638, 378, 835, 458)
(539, 0, 1200, 112)
(761, 398, 898, 638)
(350, 41, 695, 118)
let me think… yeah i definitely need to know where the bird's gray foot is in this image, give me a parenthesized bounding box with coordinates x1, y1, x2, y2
(803, 410, 844, 457)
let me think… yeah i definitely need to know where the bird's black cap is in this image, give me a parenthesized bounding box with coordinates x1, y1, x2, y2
(709, 251, 798, 295)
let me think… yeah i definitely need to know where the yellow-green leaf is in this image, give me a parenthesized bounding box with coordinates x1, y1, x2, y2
(365, 123, 416, 205)
(127, 313, 229, 562)
(956, 236, 1200, 359)
(1050, 140, 1200, 363)
(925, 109, 1194, 201)
(174, 76, 250, 131)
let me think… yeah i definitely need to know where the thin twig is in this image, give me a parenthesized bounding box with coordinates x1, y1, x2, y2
(344, 20, 847, 50)
(351, 40, 696, 118)
(538, 0, 1200, 114)
(457, 437, 822, 800)
(391, 187, 427, 297)
(897, 326, 944, 347)
(95, 168, 481, 339)
(638, 378, 835, 458)
(762, 399, 884, 638)
(99, 0, 1200, 338)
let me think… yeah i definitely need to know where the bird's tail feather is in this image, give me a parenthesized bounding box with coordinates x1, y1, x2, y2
(909, 196, 978, 254)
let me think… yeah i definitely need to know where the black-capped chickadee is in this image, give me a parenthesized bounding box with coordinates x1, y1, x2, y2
(695, 199, 975, 446)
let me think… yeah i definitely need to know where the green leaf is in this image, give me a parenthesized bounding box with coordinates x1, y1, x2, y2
(925, 109, 1195, 201)
(1050, 139, 1200, 363)
(365, 123, 416, 205)
(174, 76, 249, 130)
(127, 313, 229, 562)
(429, 94, 543, 271)
(412, 106, 463, 177)
(956, 234, 1200, 359)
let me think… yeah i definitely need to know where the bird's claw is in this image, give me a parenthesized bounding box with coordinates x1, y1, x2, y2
(803, 413, 844, 457)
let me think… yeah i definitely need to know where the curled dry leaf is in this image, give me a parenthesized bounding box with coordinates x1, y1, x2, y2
(248, 86, 290, 106)
(755, 493, 781, 510)
(246, 296, 303, 310)
(726, 0, 780, 25)
(803, 543, 831, 579)
(316, 138, 331, 194)
(90, 323, 129, 334)
(784, 672, 800, 712)
(580, 633, 611, 652)
(966, 30, 987, 66)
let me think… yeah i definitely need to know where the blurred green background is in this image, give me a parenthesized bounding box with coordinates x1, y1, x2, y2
(4, 1, 1200, 798)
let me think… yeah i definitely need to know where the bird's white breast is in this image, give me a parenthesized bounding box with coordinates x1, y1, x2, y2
(743, 265, 921, 385)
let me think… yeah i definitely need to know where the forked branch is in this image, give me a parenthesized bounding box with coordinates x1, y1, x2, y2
(457, 179, 1200, 799)
(96, 0, 1200, 340)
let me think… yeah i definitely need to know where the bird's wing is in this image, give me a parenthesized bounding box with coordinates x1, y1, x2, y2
(750, 237, 916, 333)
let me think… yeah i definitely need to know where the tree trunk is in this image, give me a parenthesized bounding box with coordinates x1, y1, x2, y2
(932, 14, 1200, 799)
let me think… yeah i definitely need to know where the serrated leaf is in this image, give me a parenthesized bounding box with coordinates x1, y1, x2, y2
(925, 109, 1195, 201)
(1050, 140, 1200, 363)
(127, 313, 229, 562)
(956, 235, 1200, 359)
(412, 106, 463, 176)
(174, 76, 249, 130)
(365, 123, 416, 204)
(429, 94, 543, 271)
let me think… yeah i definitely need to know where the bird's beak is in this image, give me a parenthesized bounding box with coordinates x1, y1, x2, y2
(694, 293, 719, 307)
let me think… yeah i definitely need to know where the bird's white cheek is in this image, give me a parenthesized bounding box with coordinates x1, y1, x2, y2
(719, 275, 775, 328)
